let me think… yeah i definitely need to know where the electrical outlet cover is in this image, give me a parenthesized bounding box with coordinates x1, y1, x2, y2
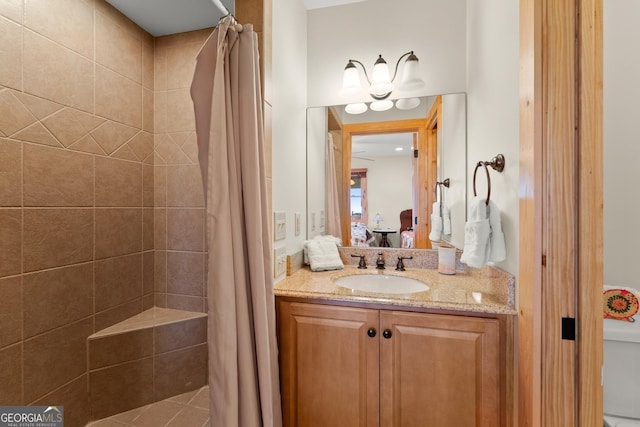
(311, 212, 316, 231)
(274, 211, 286, 241)
(274, 246, 286, 278)
(294, 212, 301, 236)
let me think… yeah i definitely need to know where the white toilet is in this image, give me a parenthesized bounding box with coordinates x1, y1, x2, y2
(603, 311, 640, 427)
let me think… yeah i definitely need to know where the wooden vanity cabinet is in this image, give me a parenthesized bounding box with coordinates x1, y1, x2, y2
(277, 300, 503, 427)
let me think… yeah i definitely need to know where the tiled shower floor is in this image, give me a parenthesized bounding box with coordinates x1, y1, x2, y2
(87, 386, 210, 426)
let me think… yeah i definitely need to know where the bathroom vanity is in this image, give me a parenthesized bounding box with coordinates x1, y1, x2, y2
(274, 253, 516, 427)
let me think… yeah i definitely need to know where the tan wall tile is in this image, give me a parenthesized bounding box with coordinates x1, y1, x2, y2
(154, 91, 167, 134)
(95, 208, 142, 259)
(89, 357, 154, 420)
(143, 39, 154, 90)
(95, 157, 142, 207)
(0, 0, 23, 24)
(0, 209, 21, 277)
(94, 298, 143, 332)
(95, 65, 142, 128)
(0, 344, 22, 404)
(142, 88, 154, 133)
(143, 208, 154, 251)
(89, 328, 153, 370)
(167, 251, 204, 297)
(166, 41, 203, 90)
(143, 250, 154, 295)
(154, 165, 167, 207)
(24, 30, 94, 113)
(167, 208, 204, 251)
(0, 138, 21, 206)
(142, 293, 154, 310)
(153, 344, 207, 401)
(31, 375, 89, 427)
(166, 89, 195, 132)
(90, 120, 138, 155)
(95, 253, 142, 312)
(143, 163, 154, 207)
(126, 400, 183, 427)
(23, 208, 93, 272)
(154, 292, 167, 308)
(129, 131, 154, 163)
(167, 165, 204, 207)
(96, 10, 142, 83)
(24, 0, 93, 59)
(154, 316, 206, 354)
(23, 263, 93, 339)
(154, 43, 167, 92)
(13, 91, 65, 121)
(0, 276, 22, 348)
(24, 144, 94, 207)
(154, 250, 167, 293)
(0, 16, 22, 90)
(166, 294, 204, 313)
(23, 318, 92, 403)
(42, 108, 91, 147)
(154, 208, 167, 250)
(12, 122, 61, 147)
(0, 89, 37, 137)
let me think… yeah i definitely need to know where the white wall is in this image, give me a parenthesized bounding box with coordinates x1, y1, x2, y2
(603, 0, 640, 287)
(272, 0, 308, 278)
(307, 0, 467, 107)
(466, 0, 520, 275)
(306, 107, 327, 239)
(352, 155, 413, 248)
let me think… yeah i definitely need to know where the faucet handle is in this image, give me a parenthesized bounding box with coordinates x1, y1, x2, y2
(376, 252, 385, 270)
(351, 254, 367, 269)
(395, 256, 413, 271)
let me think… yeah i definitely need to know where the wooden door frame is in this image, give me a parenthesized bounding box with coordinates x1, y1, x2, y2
(518, 0, 603, 425)
(341, 118, 435, 248)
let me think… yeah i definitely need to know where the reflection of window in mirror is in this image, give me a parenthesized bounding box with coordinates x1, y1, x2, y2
(350, 169, 367, 223)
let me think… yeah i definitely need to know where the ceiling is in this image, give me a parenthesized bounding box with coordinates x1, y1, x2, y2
(352, 132, 415, 160)
(105, 0, 233, 37)
(106, 0, 365, 37)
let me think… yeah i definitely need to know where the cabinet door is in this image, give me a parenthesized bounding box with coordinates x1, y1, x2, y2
(379, 311, 500, 427)
(278, 301, 380, 427)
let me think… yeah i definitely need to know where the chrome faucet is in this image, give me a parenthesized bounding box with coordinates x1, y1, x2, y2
(376, 252, 385, 270)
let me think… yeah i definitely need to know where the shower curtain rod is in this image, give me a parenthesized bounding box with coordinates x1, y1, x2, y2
(210, 0, 231, 17)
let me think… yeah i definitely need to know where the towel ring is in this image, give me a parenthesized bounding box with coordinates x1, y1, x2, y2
(473, 154, 505, 205)
(434, 178, 450, 202)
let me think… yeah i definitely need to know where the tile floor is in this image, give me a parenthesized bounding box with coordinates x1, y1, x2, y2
(87, 385, 210, 426)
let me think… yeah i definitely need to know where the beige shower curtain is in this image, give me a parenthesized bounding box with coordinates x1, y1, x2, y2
(325, 133, 342, 238)
(190, 16, 282, 427)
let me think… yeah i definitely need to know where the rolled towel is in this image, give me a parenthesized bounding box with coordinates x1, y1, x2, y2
(429, 201, 443, 242)
(442, 203, 452, 236)
(460, 196, 491, 268)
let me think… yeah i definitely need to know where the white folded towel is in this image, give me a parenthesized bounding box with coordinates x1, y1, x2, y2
(303, 235, 344, 272)
(442, 203, 452, 236)
(429, 201, 443, 243)
(460, 196, 506, 268)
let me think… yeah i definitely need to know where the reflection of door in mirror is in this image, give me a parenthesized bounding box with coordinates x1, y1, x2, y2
(350, 169, 367, 223)
(341, 104, 439, 249)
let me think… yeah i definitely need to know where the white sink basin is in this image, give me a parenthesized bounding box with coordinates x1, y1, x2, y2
(335, 274, 429, 294)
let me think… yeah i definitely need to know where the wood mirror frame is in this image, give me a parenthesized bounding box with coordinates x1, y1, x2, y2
(339, 96, 441, 248)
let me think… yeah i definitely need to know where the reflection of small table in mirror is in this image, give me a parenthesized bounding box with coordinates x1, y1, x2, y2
(372, 228, 397, 247)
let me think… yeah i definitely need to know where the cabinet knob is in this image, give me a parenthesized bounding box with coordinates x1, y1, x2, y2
(367, 328, 377, 338)
(383, 329, 393, 339)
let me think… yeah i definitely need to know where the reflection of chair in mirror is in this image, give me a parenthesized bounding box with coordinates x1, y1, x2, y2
(351, 222, 375, 247)
(400, 209, 415, 248)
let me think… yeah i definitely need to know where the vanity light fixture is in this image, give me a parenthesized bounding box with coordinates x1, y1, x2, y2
(341, 51, 425, 114)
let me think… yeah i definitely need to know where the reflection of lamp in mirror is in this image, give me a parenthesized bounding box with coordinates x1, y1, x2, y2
(341, 51, 425, 114)
(374, 213, 383, 229)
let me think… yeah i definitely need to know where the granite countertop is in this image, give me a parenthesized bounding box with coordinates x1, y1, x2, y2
(274, 264, 517, 316)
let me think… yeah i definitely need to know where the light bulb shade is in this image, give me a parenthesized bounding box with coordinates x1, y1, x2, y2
(369, 55, 393, 99)
(400, 54, 425, 90)
(345, 103, 368, 114)
(341, 61, 363, 96)
(395, 97, 421, 110)
(370, 100, 393, 112)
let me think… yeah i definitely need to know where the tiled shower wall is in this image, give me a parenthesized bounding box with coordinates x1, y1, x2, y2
(0, 1, 210, 425)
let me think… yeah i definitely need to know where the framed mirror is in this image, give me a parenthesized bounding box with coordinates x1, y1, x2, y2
(307, 93, 467, 249)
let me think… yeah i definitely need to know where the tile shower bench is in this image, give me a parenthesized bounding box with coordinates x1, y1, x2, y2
(87, 307, 208, 420)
